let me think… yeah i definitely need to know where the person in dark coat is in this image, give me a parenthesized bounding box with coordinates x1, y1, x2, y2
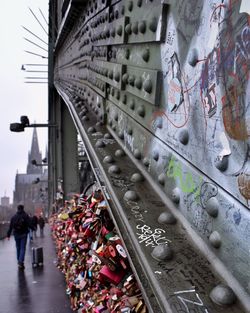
(38, 215, 45, 236)
(7, 204, 31, 269)
(31, 215, 38, 237)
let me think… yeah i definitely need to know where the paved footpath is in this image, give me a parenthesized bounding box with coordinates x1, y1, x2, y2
(0, 224, 72, 313)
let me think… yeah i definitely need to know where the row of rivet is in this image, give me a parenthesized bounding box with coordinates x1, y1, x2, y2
(74, 95, 237, 308)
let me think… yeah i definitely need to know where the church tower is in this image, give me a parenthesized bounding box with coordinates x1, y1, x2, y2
(26, 128, 43, 174)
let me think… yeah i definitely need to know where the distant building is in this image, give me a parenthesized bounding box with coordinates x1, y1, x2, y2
(13, 128, 48, 215)
(1, 195, 10, 207)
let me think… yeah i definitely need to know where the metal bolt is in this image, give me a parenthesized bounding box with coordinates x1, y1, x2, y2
(117, 25, 123, 36)
(130, 173, 144, 182)
(172, 188, 180, 204)
(149, 17, 157, 32)
(115, 149, 125, 157)
(135, 77, 142, 89)
(118, 131, 124, 139)
(210, 284, 236, 306)
(178, 128, 189, 145)
(95, 140, 105, 148)
(158, 173, 165, 185)
(114, 72, 120, 82)
(142, 49, 150, 62)
(103, 155, 115, 163)
(158, 212, 177, 225)
(214, 155, 229, 172)
(122, 73, 129, 84)
(128, 75, 135, 86)
(128, 99, 134, 111)
(108, 165, 121, 174)
(138, 21, 146, 33)
(128, 1, 133, 11)
(125, 24, 132, 35)
(205, 197, 219, 218)
(124, 48, 130, 59)
(137, 106, 145, 117)
(104, 133, 112, 139)
(124, 190, 139, 201)
(134, 149, 141, 159)
(87, 126, 96, 133)
(209, 231, 221, 248)
(151, 245, 174, 261)
(143, 79, 152, 93)
(122, 94, 127, 104)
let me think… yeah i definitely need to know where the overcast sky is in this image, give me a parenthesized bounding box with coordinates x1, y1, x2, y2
(0, 0, 49, 203)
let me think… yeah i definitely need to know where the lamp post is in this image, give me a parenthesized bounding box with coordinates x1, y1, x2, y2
(10, 115, 56, 132)
(10, 116, 57, 218)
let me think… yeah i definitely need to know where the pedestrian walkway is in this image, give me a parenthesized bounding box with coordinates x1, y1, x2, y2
(0, 224, 72, 313)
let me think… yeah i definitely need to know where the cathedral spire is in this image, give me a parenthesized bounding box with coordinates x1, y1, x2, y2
(26, 127, 43, 174)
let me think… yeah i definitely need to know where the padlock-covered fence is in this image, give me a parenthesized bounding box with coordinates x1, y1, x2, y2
(50, 190, 148, 313)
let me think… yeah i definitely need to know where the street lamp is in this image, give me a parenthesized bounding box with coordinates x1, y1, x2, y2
(10, 115, 56, 132)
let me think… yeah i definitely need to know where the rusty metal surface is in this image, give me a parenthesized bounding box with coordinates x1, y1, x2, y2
(52, 0, 250, 312)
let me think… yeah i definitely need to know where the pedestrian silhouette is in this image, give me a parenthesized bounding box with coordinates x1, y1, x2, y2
(7, 204, 32, 269)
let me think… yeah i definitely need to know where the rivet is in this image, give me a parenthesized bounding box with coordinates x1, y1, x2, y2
(133, 149, 141, 159)
(130, 173, 144, 182)
(115, 149, 125, 157)
(124, 48, 130, 59)
(108, 165, 121, 174)
(151, 244, 174, 261)
(178, 128, 189, 145)
(129, 99, 135, 110)
(103, 155, 115, 163)
(125, 24, 132, 35)
(114, 72, 120, 82)
(158, 212, 177, 225)
(153, 151, 159, 161)
(138, 21, 146, 33)
(104, 133, 112, 139)
(108, 70, 113, 80)
(87, 127, 96, 135)
(135, 77, 142, 89)
(128, 1, 133, 11)
(143, 157, 150, 167)
(171, 188, 180, 204)
(188, 48, 199, 67)
(117, 25, 123, 36)
(95, 140, 105, 148)
(118, 131, 124, 139)
(128, 75, 135, 86)
(111, 28, 116, 37)
(142, 49, 150, 62)
(122, 73, 129, 84)
(143, 79, 152, 93)
(205, 197, 219, 218)
(209, 231, 221, 248)
(82, 116, 89, 121)
(149, 17, 157, 32)
(158, 173, 165, 185)
(122, 94, 127, 104)
(137, 106, 145, 117)
(214, 155, 229, 172)
(137, 0, 142, 7)
(121, 5, 125, 15)
(132, 22, 138, 34)
(111, 87, 115, 96)
(124, 190, 139, 201)
(210, 284, 236, 306)
(112, 124, 116, 131)
(128, 127, 133, 135)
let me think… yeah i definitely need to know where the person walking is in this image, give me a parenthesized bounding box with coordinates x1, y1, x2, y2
(31, 215, 38, 238)
(7, 204, 31, 269)
(38, 215, 45, 237)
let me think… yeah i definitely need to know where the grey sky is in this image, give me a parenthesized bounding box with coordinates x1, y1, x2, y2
(0, 1, 49, 202)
